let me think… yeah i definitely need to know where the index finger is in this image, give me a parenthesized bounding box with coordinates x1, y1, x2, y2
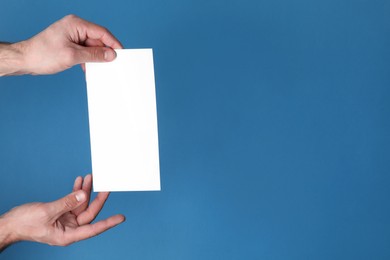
(76, 17, 123, 49)
(77, 192, 110, 225)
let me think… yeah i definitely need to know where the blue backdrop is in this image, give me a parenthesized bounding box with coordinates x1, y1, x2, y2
(1, 0, 389, 259)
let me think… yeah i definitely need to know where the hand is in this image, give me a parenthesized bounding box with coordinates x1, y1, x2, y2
(0, 174, 125, 250)
(10, 14, 123, 75)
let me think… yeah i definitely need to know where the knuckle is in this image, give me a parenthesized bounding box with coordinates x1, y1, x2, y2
(63, 197, 76, 210)
(60, 240, 71, 247)
(91, 48, 104, 60)
(64, 14, 78, 21)
(48, 239, 59, 246)
(61, 237, 74, 246)
(100, 26, 109, 35)
(53, 238, 68, 246)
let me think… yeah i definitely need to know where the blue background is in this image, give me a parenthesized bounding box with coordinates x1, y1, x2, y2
(1, 0, 389, 259)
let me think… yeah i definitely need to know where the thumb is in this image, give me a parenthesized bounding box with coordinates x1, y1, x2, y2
(48, 191, 87, 218)
(74, 47, 117, 64)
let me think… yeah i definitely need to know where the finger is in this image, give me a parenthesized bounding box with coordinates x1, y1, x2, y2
(71, 176, 85, 216)
(63, 15, 123, 49)
(72, 46, 117, 64)
(84, 24, 123, 49)
(72, 174, 92, 216)
(77, 192, 109, 225)
(84, 38, 105, 47)
(63, 214, 125, 245)
(72, 176, 83, 192)
(82, 174, 92, 201)
(76, 17, 123, 49)
(80, 174, 92, 208)
(48, 191, 87, 219)
(79, 39, 105, 72)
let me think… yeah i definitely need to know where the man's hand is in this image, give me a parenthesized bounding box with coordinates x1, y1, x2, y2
(0, 174, 125, 251)
(0, 14, 122, 76)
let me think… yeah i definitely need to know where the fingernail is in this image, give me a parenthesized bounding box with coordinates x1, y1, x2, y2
(75, 192, 86, 202)
(104, 50, 116, 61)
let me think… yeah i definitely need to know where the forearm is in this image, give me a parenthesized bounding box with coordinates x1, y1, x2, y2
(0, 215, 17, 252)
(0, 42, 27, 76)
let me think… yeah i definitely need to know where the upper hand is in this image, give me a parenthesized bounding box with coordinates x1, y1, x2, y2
(15, 14, 123, 75)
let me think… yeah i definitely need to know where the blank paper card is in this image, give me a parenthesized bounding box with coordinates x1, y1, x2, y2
(85, 49, 160, 192)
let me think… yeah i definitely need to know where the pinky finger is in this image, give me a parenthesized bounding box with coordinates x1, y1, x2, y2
(63, 214, 125, 244)
(73, 176, 83, 192)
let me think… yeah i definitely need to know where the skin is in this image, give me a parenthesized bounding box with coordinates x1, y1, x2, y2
(0, 15, 125, 250)
(0, 175, 125, 251)
(0, 14, 123, 76)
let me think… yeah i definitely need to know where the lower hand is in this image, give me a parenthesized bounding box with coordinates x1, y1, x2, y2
(0, 174, 124, 249)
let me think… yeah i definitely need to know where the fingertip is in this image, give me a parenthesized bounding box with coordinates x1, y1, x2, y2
(119, 214, 126, 223)
(75, 190, 87, 202)
(73, 176, 83, 191)
(104, 48, 116, 61)
(111, 214, 126, 226)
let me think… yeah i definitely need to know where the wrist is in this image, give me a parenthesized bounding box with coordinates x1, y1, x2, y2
(0, 215, 18, 251)
(0, 41, 28, 76)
